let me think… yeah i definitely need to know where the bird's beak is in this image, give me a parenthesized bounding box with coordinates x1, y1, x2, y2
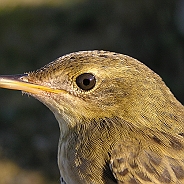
(0, 74, 64, 94)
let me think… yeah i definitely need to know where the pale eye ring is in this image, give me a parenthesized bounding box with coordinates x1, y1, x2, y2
(76, 73, 96, 91)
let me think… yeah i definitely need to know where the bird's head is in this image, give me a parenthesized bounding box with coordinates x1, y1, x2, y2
(0, 51, 182, 134)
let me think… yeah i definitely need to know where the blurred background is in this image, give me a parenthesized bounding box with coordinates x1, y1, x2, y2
(0, 0, 183, 183)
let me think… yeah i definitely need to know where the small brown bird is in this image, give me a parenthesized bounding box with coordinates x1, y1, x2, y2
(0, 50, 184, 184)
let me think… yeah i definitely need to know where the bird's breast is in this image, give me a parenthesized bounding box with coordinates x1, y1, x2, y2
(57, 124, 118, 184)
(58, 135, 81, 184)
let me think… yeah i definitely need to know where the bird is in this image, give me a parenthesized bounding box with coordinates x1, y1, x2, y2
(0, 50, 184, 184)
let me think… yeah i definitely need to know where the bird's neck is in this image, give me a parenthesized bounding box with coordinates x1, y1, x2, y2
(57, 117, 122, 184)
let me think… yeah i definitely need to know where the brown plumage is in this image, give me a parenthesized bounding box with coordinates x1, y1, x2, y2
(0, 50, 184, 184)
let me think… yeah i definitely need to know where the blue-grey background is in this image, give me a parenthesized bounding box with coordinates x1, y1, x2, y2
(0, 0, 183, 183)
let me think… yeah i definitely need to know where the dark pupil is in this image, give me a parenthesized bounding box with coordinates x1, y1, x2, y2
(83, 79, 90, 86)
(76, 73, 96, 91)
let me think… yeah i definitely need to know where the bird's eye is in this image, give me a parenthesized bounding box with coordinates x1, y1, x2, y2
(76, 73, 96, 91)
